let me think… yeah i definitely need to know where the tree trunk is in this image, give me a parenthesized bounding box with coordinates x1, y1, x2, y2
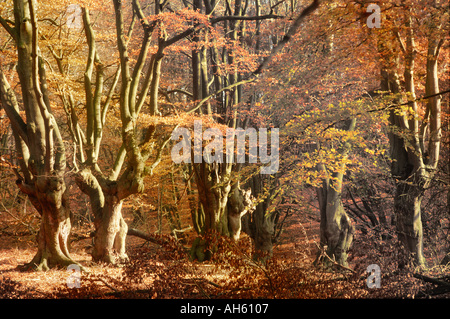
(18, 177, 76, 271)
(190, 161, 233, 261)
(194, 162, 231, 236)
(314, 119, 356, 268)
(92, 195, 128, 264)
(394, 180, 426, 266)
(242, 174, 277, 260)
(245, 203, 277, 260)
(227, 182, 254, 242)
(75, 168, 129, 264)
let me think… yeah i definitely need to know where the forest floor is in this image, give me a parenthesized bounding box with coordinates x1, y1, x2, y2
(0, 206, 449, 300)
(0, 206, 312, 298)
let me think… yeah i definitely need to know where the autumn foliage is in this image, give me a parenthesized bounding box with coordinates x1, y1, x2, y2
(0, 0, 449, 300)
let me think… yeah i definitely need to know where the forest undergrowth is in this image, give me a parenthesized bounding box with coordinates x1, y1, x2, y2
(1, 203, 448, 299)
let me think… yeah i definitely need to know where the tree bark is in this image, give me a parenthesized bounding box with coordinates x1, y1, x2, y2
(33, 186, 74, 270)
(75, 168, 128, 264)
(16, 176, 76, 271)
(227, 182, 254, 242)
(194, 162, 232, 236)
(92, 195, 128, 264)
(393, 180, 426, 266)
(314, 119, 356, 268)
(242, 174, 278, 260)
(315, 181, 354, 267)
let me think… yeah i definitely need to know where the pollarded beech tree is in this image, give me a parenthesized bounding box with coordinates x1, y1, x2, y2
(0, 0, 76, 270)
(64, 0, 217, 264)
(184, 0, 321, 260)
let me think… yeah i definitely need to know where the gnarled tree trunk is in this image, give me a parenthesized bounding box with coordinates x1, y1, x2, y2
(75, 168, 129, 264)
(0, 0, 77, 270)
(315, 180, 354, 267)
(194, 162, 232, 236)
(242, 174, 278, 260)
(92, 195, 128, 264)
(227, 182, 254, 242)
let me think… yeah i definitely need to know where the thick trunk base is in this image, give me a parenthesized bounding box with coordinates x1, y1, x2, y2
(18, 178, 79, 271)
(227, 186, 253, 242)
(242, 206, 277, 262)
(92, 198, 129, 264)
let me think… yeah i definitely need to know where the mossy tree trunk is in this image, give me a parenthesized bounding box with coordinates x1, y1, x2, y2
(193, 161, 232, 237)
(0, 0, 77, 270)
(314, 119, 356, 268)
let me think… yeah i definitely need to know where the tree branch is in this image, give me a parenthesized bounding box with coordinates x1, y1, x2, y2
(29, 0, 59, 174)
(253, 0, 320, 75)
(370, 89, 450, 113)
(146, 128, 176, 175)
(165, 88, 193, 98)
(164, 13, 284, 48)
(127, 227, 170, 246)
(413, 273, 450, 289)
(0, 16, 16, 40)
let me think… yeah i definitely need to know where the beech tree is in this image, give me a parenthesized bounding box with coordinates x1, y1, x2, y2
(65, 0, 218, 263)
(371, 1, 448, 267)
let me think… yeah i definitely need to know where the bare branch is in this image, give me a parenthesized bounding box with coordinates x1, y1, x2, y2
(210, 13, 283, 23)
